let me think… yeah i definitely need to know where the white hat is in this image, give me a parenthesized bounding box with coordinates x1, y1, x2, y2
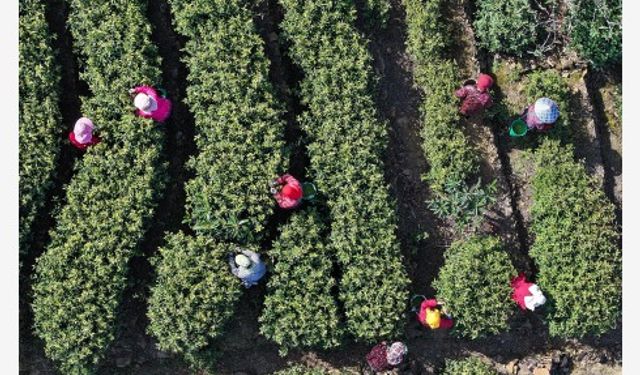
(524, 284, 546, 311)
(134, 93, 158, 112)
(235, 254, 252, 268)
(74, 117, 94, 144)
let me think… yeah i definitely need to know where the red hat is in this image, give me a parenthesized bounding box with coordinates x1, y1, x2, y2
(281, 183, 303, 200)
(477, 73, 494, 92)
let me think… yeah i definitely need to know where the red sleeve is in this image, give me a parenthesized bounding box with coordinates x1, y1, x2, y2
(439, 317, 454, 329)
(455, 87, 468, 99)
(423, 299, 438, 309)
(480, 93, 493, 107)
(275, 174, 289, 185)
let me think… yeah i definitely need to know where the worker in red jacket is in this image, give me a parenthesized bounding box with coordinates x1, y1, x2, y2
(269, 174, 303, 209)
(69, 117, 100, 150)
(455, 73, 494, 117)
(511, 273, 546, 311)
(418, 298, 454, 330)
(365, 341, 408, 373)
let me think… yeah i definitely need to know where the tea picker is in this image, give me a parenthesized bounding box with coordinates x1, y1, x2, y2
(69, 117, 100, 150)
(365, 341, 408, 373)
(269, 174, 317, 209)
(228, 249, 266, 288)
(511, 273, 546, 311)
(455, 73, 494, 117)
(411, 295, 454, 330)
(129, 85, 172, 123)
(510, 97, 560, 136)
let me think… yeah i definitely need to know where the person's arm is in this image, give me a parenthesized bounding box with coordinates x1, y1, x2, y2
(242, 249, 261, 264)
(228, 254, 240, 277)
(480, 93, 493, 108)
(455, 86, 469, 99)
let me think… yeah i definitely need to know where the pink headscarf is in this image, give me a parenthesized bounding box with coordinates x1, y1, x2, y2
(73, 117, 94, 145)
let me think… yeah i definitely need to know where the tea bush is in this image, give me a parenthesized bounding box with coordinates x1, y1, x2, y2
(530, 139, 620, 337)
(567, 0, 622, 69)
(473, 0, 537, 56)
(147, 0, 286, 363)
(280, 0, 410, 341)
(442, 357, 497, 375)
(146, 233, 242, 361)
(274, 365, 329, 375)
(19, 0, 63, 260)
(31, 0, 167, 373)
(260, 209, 343, 355)
(169, 0, 286, 245)
(433, 236, 516, 339)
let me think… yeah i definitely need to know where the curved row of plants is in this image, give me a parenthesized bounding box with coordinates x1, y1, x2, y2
(523, 71, 620, 338)
(19, 0, 64, 261)
(279, 0, 410, 342)
(146, 0, 287, 367)
(260, 208, 343, 355)
(30, 0, 168, 373)
(474, 0, 622, 69)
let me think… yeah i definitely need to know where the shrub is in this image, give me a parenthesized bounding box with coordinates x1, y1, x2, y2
(567, 0, 622, 69)
(168, 0, 286, 245)
(442, 357, 497, 375)
(146, 233, 242, 361)
(260, 209, 343, 355)
(359, 0, 391, 30)
(147, 0, 286, 365)
(30, 0, 167, 373)
(473, 0, 537, 56)
(433, 236, 516, 339)
(280, 0, 410, 341)
(19, 0, 63, 260)
(530, 139, 620, 337)
(273, 365, 328, 375)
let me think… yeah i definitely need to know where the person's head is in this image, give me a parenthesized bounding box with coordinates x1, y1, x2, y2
(74, 117, 94, 144)
(476, 73, 494, 92)
(235, 254, 252, 269)
(534, 97, 560, 124)
(134, 93, 158, 113)
(425, 308, 442, 329)
(386, 342, 408, 366)
(281, 183, 303, 201)
(524, 284, 547, 311)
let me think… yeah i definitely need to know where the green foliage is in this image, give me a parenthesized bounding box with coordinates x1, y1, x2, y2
(273, 365, 329, 375)
(403, 0, 479, 195)
(473, 0, 537, 56)
(19, 0, 63, 260)
(260, 209, 343, 355)
(530, 139, 620, 337)
(147, 233, 242, 361)
(433, 236, 516, 339)
(146, 0, 286, 366)
(567, 0, 621, 69)
(427, 178, 497, 233)
(169, 0, 286, 244)
(523, 70, 571, 143)
(280, 0, 409, 341)
(359, 0, 391, 30)
(442, 357, 498, 375)
(30, 0, 167, 373)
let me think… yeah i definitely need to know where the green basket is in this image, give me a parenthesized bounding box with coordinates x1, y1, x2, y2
(302, 182, 317, 201)
(509, 118, 528, 137)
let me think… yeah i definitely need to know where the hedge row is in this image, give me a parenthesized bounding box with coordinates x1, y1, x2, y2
(433, 236, 516, 339)
(170, 0, 286, 244)
(146, 233, 242, 364)
(146, 0, 286, 363)
(280, 0, 410, 341)
(31, 0, 167, 373)
(530, 139, 620, 337)
(403, 0, 479, 195)
(260, 209, 342, 355)
(567, 0, 621, 69)
(19, 0, 63, 260)
(442, 357, 498, 375)
(473, 0, 537, 57)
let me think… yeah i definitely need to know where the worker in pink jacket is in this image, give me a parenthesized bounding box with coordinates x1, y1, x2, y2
(455, 73, 494, 117)
(418, 298, 454, 330)
(269, 174, 303, 209)
(69, 117, 100, 150)
(511, 273, 546, 311)
(130, 85, 172, 123)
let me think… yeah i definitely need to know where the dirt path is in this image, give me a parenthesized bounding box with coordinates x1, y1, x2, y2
(443, 0, 532, 273)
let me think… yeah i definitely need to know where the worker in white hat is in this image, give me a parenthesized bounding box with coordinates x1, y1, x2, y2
(522, 97, 560, 132)
(228, 249, 266, 288)
(129, 85, 172, 123)
(68, 117, 100, 150)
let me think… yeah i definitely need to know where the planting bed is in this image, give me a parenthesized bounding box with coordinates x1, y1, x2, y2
(19, 0, 622, 374)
